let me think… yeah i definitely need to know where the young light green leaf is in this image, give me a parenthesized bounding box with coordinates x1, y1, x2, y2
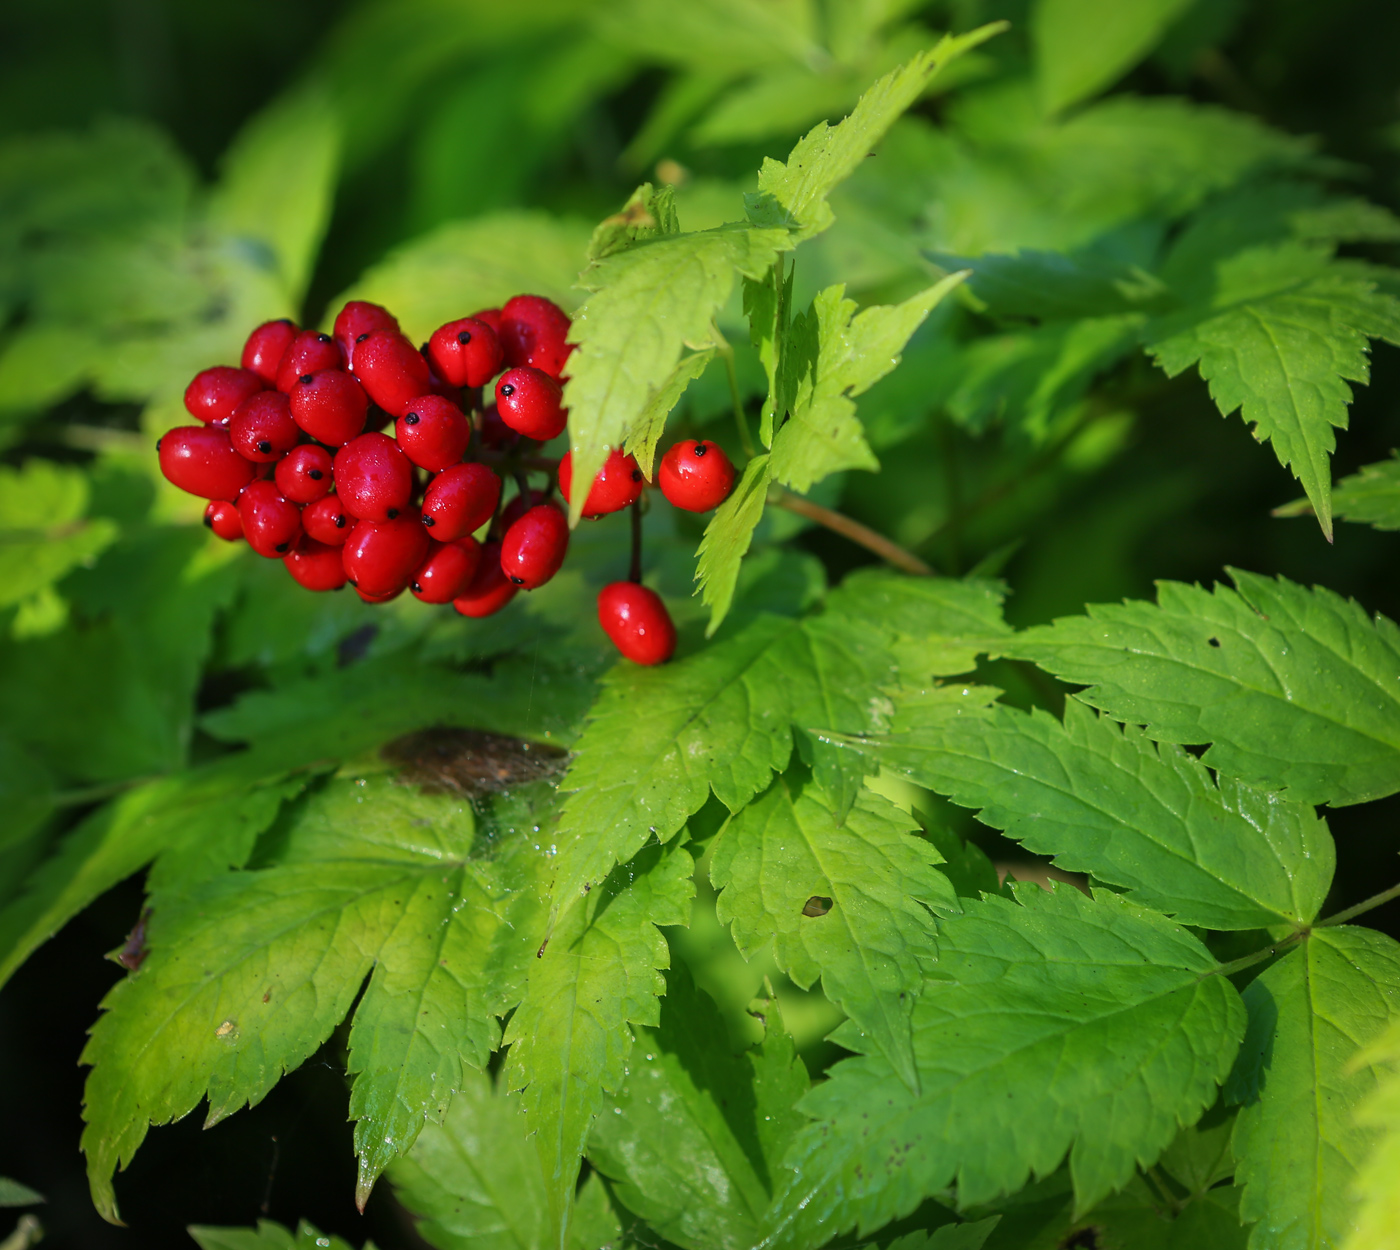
(746, 26, 1005, 242)
(389, 1067, 620, 1250)
(763, 887, 1246, 1248)
(564, 223, 787, 525)
(188, 1220, 364, 1250)
(587, 961, 807, 1250)
(207, 88, 340, 307)
(768, 276, 966, 494)
(1227, 927, 1400, 1250)
(1032, 0, 1197, 114)
(586, 181, 679, 262)
(1276, 451, 1400, 533)
(1345, 1022, 1400, 1250)
(0, 461, 116, 610)
(80, 775, 543, 1222)
(711, 775, 957, 1090)
(1147, 253, 1400, 540)
(851, 696, 1335, 930)
(623, 347, 716, 478)
(695, 453, 772, 635)
(1008, 570, 1400, 807)
(503, 841, 694, 1250)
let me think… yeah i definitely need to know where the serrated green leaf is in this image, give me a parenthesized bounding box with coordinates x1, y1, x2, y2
(623, 347, 716, 478)
(81, 774, 546, 1221)
(0, 461, 116, 610)
(390, 1067, 620, 1250)
(586, 182, 679, 263)
(930, 247, 1167, 320)
(696, 453, 772, 635)
(849, 696, 1335, 930)
(1008, 570, 1400, 807)
(892, 1218, 1002, 1250)
(1032, 0, 1197, 114)
(207, 88, 340, 308)
(1147, 251, 1400, 539)
(1346, 1022, 1400, 1250)
(746, 26, 1005, 243)
(564, 223, 787, 525)
(1158, 1104, 1238, 1197)
(711, 774, 957, 1090)
(188, 1220, 365, 1250)
(768, 276, 965, 493)
(1227, 927, 1400, 1250)
(1276, 451, 1400, 532)
(503, 841, 694, 1250)
(764, 887, 1246, 1248)
(588, 960, 807, 1250)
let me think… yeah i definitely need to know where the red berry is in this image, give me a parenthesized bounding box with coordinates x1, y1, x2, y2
(598, 582, 676, 665)
(478, 403, 519, 450)
(410, 536, 481, 603)
(203, 500, 243, 542)
(303, 494, 351, 545)
(558, 448, 644, 517)
(657, 439, 737, 512)
(241, 320, 298, 385)
(333, 301, 399, 370)
(453, 542, 517, 617)
(184, 366, 264, 426)
(342, 510, 430, 598)
(237, 480, 303, 558)
(471, 308, 503, 335)
(421, 462, 500, 540)
(289, 369, 368, 446)
(275, 444, 333, 503)
(501, 502, 568, 589)
(499, 295, 572, 378)
(499, 487, 548, 532)
(229, 390, 300, 462)
(275, 331, 343, 393)
(495, 367, 566, 440)
(396, 395, 470, 472)
(352, 330, 433, 417)
(284, 537, 348, 591)
(427, 317, 504, 388)
(333, 432, 414, 522)
(158, 426, 257, 500)
(357, 585, 404, 604)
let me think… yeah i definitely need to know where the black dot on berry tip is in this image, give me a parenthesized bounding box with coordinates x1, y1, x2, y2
(457, 331, 472, 345)
(309, 469, 323, 480)
(422, 515, 435, 526)
(500, 384, 515, 397)
(316, 333, 331, 343)
(631, 469, 642, 481)
(202, 514, 213, 528)
(257, 441, 272, 454)
(405, 413, 419, 425)
(356, 333, 370, 343)
(156, 438, 162, 451)
(299, 374, 314, 385)
(693, 443, 707, 456)
(275, 543, 290, 553)
(411, 583, 421, 593)
(509, 576, 525, 585)
(386, 508, 399, 519)
(334, 514, 346, 527)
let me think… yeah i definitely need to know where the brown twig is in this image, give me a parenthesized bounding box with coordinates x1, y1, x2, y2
(767, 485, 935, 576)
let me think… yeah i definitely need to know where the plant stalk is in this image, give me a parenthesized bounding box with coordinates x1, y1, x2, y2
(713, 324, 756, 460)
(768, 485, 935, 575)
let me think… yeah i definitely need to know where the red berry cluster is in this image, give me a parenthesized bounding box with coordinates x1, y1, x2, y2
(159, 295, 737, 665)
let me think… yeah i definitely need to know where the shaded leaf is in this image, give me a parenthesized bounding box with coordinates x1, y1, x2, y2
(695, 453, 772, 635)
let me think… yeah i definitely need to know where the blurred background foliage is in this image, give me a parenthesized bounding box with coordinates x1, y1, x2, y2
(1, 0, 1399, 1245)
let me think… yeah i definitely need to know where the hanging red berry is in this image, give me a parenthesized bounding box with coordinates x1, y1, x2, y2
(351, 329, 433, 417)
(241, 320, 298, 385)
(333, 431, 414, 522)
(428, 317, 504, 389)
(158, 426, 256, 500)
(289, 369, 369, 447)
(598, 582, 676, 665)
(302, 494, 352, 545)
(229, 391, 301, 462)
(332, 301, 400, 371)
(342, 510, 431, 598)
(498, 295, 572, 378)
(275, 331, 343, 393)
(495, 367, 566, 440)
(421, 463, 501, 541)
(274, 444, 334, 504)
(501, 502, 568, 589)
(558, 448, 644, 517)
(184, 367, 265, 426)
(203, 500, 243, 542)
(396, 394, 471, 472)
(284, 537, 348, 592)
(237, 480, 303, 558)
(410, 537, 482, 604)
(452, 541, 517, 617)
(658, 439, 736, 512)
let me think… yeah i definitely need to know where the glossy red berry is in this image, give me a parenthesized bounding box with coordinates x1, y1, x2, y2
(229, 390, 300, 462)
(421, 463, 500, 540)
(558, 448, 644, 517)
(342, 510, 430, 598)
(598, 582, 676, 665)
(184, 366, 264, 426)
(356, 585, 404, 604)
(289, 368, 369, 447)
(498, 295, 572, 378)
(237, 480, 303, 558)
(332, 301, 399, 370)
(203, 500, 243, 542)
(284, 537, 348, 592)
(275, 331, 343, 393)
(495, 367, 566, 441)
(241, 320, 298, 385)
(498, 488, 548, 532)
(333, 432, 414, 522)
(410, 536, 481, 604)
(501, 502, 568, 589)
(471, 308, 503, 335)
(396, 395, 470, 472)
(302, 494, 351, 545)
(158, 426, 257, 500)
(351, 330, 433, 417)
(275, 444, 333, 504)
(427, 317, 503, 389)
(657, 439, 737, 512)
(453, 542, 517, 617)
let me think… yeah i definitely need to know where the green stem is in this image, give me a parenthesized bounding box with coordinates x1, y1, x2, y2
(714, 326, 756, 459)
(1319, 879, 1400, 928)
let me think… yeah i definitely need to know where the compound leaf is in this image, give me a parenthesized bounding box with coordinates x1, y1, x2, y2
(711, 774, 957, 1091)
(1008, 570, 1400, 807)
(765, 887, 1245, 1248)
(503, 841, 694, 1250)
(1227, 926, 1400, 1250)
(851, 696, 1335, 930)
